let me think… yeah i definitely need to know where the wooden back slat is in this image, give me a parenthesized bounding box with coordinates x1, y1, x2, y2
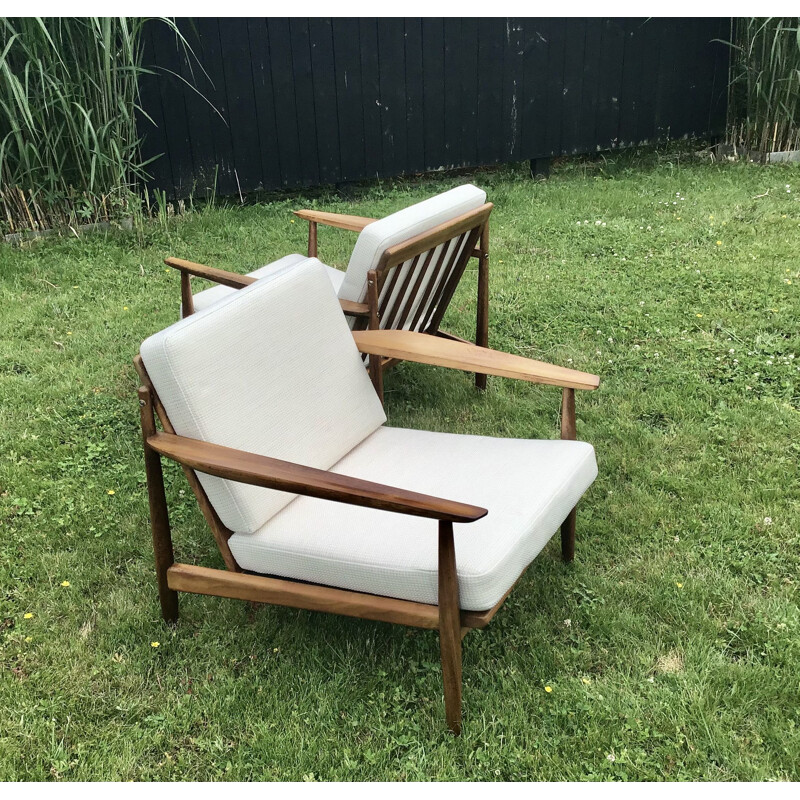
(372, 202, 490, 337)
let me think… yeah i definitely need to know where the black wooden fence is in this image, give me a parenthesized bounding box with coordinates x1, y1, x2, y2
(138, 17, 730, 199)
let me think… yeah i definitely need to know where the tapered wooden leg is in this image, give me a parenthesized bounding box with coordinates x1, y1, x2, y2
(139, 387, 179, 623)
(180, 271, 194, 318)
(366, 269, 385, 405)
(475, 222, 489, 391)
(560, 387, 577, 562)
(438, 520, 462, 735)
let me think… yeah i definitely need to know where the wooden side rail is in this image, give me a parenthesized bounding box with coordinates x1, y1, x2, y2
(352, 330, 600, 391)
(147, 431, 487, 523)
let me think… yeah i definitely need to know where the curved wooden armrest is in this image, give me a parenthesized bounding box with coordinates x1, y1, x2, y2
(147, 431, 487, 523)
(352, 330, 600, 391)
(339, 298, 370, 317)
(165, 257, 255, 290)
(293, 209, 377, 232)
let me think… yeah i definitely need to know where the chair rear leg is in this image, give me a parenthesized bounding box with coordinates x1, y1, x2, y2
(139, 387, 179, 623)
(438, 520, 462, 735)
(560, 387, 577, 562)
(475, 222, 489, 391)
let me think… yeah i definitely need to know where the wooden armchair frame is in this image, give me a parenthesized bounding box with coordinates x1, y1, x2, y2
(135, 332, 599, 734)
(166, 202, 492, 403)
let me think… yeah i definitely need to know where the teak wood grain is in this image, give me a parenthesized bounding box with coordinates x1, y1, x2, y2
(167, 563, 442, 629)
(352, 330, 601, 391)
(147, 431, 487, 523)
(292, 209, 377, 232)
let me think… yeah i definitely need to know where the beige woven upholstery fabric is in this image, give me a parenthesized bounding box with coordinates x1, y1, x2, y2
(141, 259, 386, 533)
(229, 427, 597, 610)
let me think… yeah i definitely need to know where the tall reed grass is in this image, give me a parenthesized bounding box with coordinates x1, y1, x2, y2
(0, 17, 185, 234)
(727, 17, 800, 155)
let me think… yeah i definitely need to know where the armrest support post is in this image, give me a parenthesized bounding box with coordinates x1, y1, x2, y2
(138, 387, 179, 623)
(308, 220, 318, 258)
(180, 271, 195, 317)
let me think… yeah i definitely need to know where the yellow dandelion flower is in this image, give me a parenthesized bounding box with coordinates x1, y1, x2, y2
(151, 641, 160, 648)
(107, 489, 115, 495)
(716, 240, 722, 246)
(582, 677, 592, 685)
(66, 332, 73, 336)
(24, 612, 34, 619)
(676, 217, 681, 221)
(25, 636, 32, 643)
(782, 215, 787, 218)
(676, 582, 684, 588)
(695, 313, 703, 318)
(544, 685, 553, 693)
(709, 215, 714, 220)
(61, 581, 70, 587)
(123, 306, 128, 311)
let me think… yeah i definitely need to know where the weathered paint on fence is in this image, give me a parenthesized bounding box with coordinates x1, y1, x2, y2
(138, 17, 730, 198)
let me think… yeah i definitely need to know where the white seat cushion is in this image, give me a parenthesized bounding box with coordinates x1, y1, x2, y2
(188, 254, 345, 315)
(141, 260, 386, 533)
(337, 184, 487, 304)
(228, 427, 598, 610)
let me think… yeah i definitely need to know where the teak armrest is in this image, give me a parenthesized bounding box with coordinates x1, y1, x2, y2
(293, 209, 377, 232)
(167, 257, 368, 318)
(165, 257, 255, 290)
(352, 330, 600, 391)
(147, 431, 487, 523)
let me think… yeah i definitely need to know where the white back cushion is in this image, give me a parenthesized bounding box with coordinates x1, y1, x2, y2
(140, 259, 386, 534)
(338, 184, 487, 304)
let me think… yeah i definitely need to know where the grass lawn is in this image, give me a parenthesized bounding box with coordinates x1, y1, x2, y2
(1, 147, 799, 781)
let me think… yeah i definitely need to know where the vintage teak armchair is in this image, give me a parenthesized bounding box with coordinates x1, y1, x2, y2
(165, 184, 492, 399)
(135, 260, 600, 734)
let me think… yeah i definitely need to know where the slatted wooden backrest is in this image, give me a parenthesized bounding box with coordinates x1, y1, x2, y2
(372, 203, 493, 334)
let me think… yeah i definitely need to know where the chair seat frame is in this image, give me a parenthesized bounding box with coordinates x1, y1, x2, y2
(135, 331, 599, 734)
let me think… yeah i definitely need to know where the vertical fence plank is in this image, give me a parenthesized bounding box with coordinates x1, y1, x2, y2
(422, 18, 446, 170)
(521, 21, 549, 160)
(309, 18, 342, 185)
(247, 19, 281, 190)
(332, 18, 365, 183)
(189, 18, 237, 197)
(138, 23, 175, 199)
(594, 18, 625, 151)
(289, 18, 320, 186)
(266, 19, 301, 187)
(377, 18, 408, 178)
(477, 19, 505, 164)
(404, 18, 426, 174)
(359, 19, 383, 178)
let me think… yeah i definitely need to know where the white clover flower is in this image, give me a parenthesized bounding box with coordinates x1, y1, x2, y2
(764, 517, 773, 525)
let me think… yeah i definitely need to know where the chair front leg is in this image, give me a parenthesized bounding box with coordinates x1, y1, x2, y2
(139, 387, 179, 623)
(438, 520, 462, 735)
(560, 387, 577, 562)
